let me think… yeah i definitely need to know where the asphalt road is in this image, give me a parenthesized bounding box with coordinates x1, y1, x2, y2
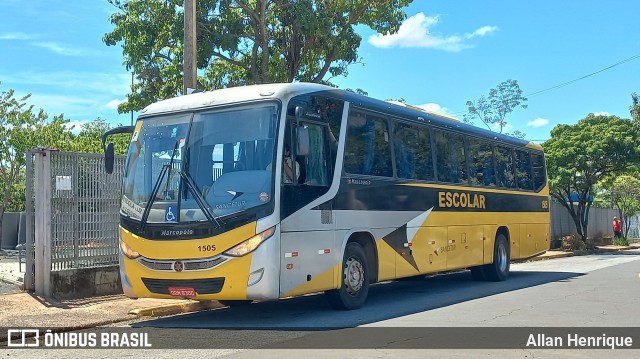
(4, 250, 640, 358)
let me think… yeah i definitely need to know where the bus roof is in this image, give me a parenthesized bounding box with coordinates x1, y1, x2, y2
(139, 82, 541, 151)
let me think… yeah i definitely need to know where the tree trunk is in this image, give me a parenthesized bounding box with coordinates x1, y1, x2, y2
(553, 191, 589, 243)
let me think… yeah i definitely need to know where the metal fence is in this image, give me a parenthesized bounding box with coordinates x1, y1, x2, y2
(25, 149, 125, 294)
(550, 201, 619, 240)
(624, 214, 640, 240)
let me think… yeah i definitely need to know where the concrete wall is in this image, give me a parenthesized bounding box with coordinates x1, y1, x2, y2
(50, 266, 122, 299)
(550, 202, 619, 241)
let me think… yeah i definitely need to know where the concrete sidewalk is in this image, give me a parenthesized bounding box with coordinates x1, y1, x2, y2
(525, 242, 640, 261)
(0, 243, 638, 335)
(0, 250, 224, 336)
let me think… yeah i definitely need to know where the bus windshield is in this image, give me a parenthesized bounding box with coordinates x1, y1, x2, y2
(121, 103, 279, 224)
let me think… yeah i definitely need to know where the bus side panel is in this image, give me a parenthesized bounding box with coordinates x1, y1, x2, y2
(446, 225, 484, 270)
(376, 239, 398, 281)
(279, 229, 337, 297)
(483, 224, 498, 264)
(420, 226, 447, 273)
(510, 224, 521, 260)
(521, 223, 549, 258)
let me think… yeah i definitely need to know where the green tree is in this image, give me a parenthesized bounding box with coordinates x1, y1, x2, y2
(631, 93, 640, 123)
(609, 175, 640, 239)
(0, 83, 74, 232)
(104, 0, 412, 113)
(464, 79, 528, 138)
(72, 119, 130, 155)
(543, 114, 640, 242)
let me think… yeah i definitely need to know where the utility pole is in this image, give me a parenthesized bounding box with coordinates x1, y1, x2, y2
(184, 0, 197, 94)
(130, 72, 134, 125)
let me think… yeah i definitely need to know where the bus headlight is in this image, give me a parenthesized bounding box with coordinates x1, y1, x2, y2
(224, 227, 275, 257)
(120, 239, 141, 259)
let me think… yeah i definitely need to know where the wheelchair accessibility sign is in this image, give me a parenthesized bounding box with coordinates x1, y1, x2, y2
(165, 206, 177, 222)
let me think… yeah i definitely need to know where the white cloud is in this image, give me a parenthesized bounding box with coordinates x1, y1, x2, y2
(416, 103, 452, 116)
(468, 26, 499, 38)
(25, 94, 96, 114)
(2, 70, 131, 97)
(2, 70, 133, 125)
(592, 111, 610, 116)
(106, 98, 125, 110)
(527, 118, 549, 128)
(31, 41, 93, 57)
(0, 32, 31, 40)
(368, 13, 498, 51)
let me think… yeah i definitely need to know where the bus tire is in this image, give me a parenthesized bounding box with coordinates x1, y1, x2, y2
(325, 242, 370, 310)
(218, 300, 253, 307)
(483, 233, 510, 282)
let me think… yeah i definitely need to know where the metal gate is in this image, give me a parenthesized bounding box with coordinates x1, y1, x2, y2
(24, 149, 125, 295)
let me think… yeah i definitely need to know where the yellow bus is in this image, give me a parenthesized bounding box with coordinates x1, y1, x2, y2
(103, 83, 550, 310)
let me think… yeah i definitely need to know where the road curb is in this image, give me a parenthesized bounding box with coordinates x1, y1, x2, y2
(129, 300, 223, 317)
(527, 244, 639, 262)
(527, 252, 574, 262)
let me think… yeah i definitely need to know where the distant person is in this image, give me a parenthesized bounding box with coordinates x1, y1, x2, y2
(613, 216, 622, 240)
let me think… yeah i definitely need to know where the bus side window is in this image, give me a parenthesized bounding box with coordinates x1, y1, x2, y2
(531, 153, 546, 190)
(469, 139, 496, 187)
(395, 124, 417, 178)
(345, 110, 392, 177)
(301, 123, 330, 186)
(394, 121, 433, 181)
(515, 150, 533, 190)
(435, 130, 466, 183)
(496, 146, 516, 188)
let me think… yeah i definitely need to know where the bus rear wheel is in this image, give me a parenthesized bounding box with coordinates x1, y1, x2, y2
(483, 233, 510, 281)
(325, 242, 370, 310)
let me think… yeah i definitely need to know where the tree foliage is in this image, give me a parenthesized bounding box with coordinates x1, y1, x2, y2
(104, 0, 413, 113)
(464, 79, 528, 138)
(631, 92, 640, 124)
(543, 114, 640, 241)
(72, 119, 130, 155)
(609, 175, 640, 239)
(0, 83, 74, 224)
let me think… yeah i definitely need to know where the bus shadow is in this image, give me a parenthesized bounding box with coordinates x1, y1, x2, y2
(131, 269, 583, 330)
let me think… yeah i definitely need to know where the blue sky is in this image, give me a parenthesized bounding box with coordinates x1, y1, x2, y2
(1, 1, 639, 142)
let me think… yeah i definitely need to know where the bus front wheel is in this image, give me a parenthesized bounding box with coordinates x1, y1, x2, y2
(325, 242, 370, 310)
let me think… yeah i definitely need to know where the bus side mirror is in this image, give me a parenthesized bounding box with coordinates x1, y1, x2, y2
(105, 143, 115, 174)
(101, 125, 135, 174)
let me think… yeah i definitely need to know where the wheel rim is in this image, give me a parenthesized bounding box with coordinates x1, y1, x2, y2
(344, 256, 364, 296)
(498, 242, 508, 272)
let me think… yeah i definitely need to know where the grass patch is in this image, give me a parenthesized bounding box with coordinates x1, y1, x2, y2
(612, 238, 629, 246)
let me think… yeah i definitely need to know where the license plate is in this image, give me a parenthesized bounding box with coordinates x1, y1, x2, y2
(168, 287, 197, 297)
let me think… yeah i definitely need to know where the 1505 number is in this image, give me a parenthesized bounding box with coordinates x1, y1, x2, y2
(198, 244, 216, 252)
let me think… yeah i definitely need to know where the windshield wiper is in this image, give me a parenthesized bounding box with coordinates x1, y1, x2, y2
(180, 170, 222, 228)
(139, 140, 180, 233)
